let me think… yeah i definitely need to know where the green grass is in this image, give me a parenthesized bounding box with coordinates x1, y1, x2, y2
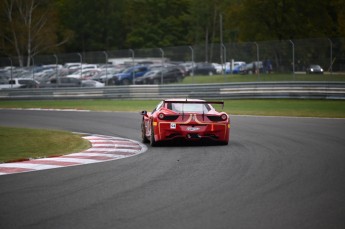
(181, 73, 345, 84)
(0, 126, 90, 163)
(0, 100, 160, 112)
(0, 99, 344, 118)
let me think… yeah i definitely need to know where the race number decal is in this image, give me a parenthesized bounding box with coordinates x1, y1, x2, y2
(170, 123, 176, 129)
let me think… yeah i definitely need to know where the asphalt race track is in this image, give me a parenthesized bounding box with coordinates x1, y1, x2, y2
(0, 109, 344, 229)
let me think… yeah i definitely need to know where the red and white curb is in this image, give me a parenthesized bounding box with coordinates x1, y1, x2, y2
(0, 134, 147, 176)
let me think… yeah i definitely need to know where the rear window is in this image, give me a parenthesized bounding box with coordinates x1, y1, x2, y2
(169, 103, 210, 113)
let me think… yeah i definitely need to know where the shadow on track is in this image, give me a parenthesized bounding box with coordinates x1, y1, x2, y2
(144, 139, 228, 147)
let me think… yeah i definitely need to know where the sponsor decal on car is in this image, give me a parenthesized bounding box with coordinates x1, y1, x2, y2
(186, 126, 200, 131)
(170, 123, 176, 129)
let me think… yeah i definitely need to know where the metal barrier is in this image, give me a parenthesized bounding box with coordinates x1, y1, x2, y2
(0, 82, 344, 100)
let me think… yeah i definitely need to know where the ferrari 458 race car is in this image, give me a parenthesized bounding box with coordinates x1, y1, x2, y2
(141, 99, 230, 146)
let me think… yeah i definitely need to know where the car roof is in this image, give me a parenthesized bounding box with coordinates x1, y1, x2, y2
(164, 98, 205, 102)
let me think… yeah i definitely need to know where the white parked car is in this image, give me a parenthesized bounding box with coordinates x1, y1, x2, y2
(67, 69, 101, 80)
(81, 80, 105, 88)
(225, 61, 246, 74)
(212, 63, 224, 74)
(0, 78, 40, 89)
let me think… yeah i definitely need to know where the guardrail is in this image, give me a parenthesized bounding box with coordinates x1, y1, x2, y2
(0, 82, 344, 100)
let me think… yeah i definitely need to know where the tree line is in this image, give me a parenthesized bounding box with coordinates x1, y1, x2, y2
(1, 0, 344, 66)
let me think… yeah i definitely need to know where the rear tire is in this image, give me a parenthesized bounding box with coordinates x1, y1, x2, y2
(141, 121, 149, 143)
(150, 124, 157, 146)
(107, 79, 115, 85)
(122, 79, 130, 85)
(218, 140, 228, 145)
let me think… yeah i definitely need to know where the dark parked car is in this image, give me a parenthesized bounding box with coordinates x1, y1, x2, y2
(188, 63, 217, 76)
(110, 65, 150, 85)
(94, 68, 123, 84)
(0, 75, 8, 84)
(306, 65, 323, 74)
(42, 77, 81, 88)
(135, 67, 184, 84)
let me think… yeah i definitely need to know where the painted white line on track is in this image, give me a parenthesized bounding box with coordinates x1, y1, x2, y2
(106, 149, 141, 153)
(84, 148, 135, 152)
(38, 157, 101, 164)
(0, 163, 62, 170)
(67, 153, 119, 158)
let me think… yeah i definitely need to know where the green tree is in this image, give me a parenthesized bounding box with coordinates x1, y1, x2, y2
(188, 0, 232, 45)
(124, 0, 191, 48)
(2, 0, 345, 58)
(59, 0, 126, 52)
(0, 0, 68, 66)
(331, 0, 345, 37)
(229, 0, 337, 41)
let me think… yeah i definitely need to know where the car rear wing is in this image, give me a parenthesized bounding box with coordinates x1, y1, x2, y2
(163, 100, 224, 109)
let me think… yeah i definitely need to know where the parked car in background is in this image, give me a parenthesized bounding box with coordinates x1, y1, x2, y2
(232, 63, 246, 74)
(0, 75, 8, 84)
(179, 62, 195, 76)
(110, 65, 150, 85)
(188, 63, 217, 76)
(64, 63, 81, 74)
(212, 63, 223, 74)
(15, 79, 40, 88)
(90, 67, 125, 84)
(81, 80, 105, 88)
(135, 66, 184, 84)
(306, 65, 323, 74)
(42, 77, 82, 88)
(225, 61, 246, 74)
(67, 69, 101, 80)
(0, 78, 39, 89)
(239, 61, 263, 74)
(149, 63, 187, 77)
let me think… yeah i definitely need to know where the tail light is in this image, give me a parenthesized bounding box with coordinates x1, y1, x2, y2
(221, 114, 227, 121)
(158, 113, 165, 120)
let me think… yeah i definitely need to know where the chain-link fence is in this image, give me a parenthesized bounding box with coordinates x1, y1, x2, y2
(1, 37, 345, 74)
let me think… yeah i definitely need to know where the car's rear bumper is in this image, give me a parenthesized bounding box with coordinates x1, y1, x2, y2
(154, 122, 230, 143)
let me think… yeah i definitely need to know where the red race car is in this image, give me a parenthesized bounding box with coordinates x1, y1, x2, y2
(141, 99, 230, 146)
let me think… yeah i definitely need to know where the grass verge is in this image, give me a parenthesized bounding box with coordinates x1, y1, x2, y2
(0, 99, 344, 118)
(0, 126, 90, 163)
(181, 73, 345, 84)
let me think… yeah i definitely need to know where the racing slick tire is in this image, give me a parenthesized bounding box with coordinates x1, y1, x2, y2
(141, 121, 149, 143)
(150, 124, 157, 146)
(219, 141, 229, 146)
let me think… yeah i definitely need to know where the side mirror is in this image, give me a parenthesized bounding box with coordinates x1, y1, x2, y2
(141, 110, 148, 117)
